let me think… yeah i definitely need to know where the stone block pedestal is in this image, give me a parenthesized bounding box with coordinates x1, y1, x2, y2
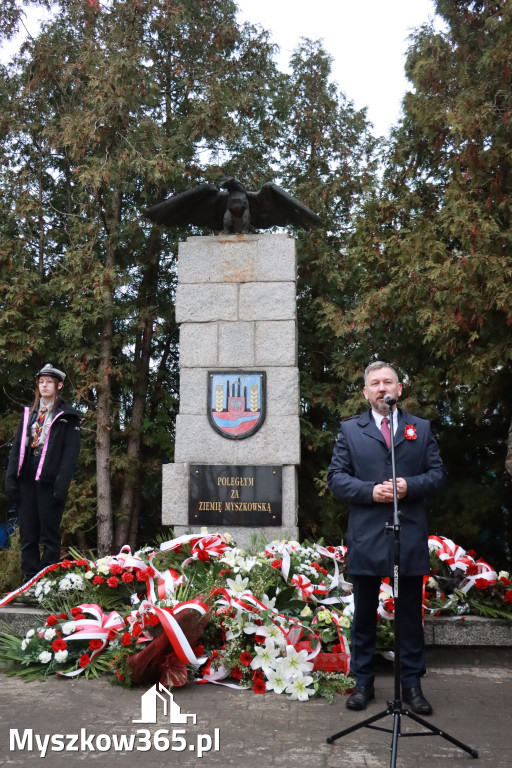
(162, 234, 300, 548)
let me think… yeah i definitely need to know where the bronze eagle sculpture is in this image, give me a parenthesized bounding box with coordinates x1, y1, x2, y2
(144, 178, 321, 234)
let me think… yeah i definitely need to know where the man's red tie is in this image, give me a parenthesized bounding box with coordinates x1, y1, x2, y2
(381, 416, 391, 448)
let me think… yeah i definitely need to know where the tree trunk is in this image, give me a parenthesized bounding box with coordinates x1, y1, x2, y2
(115, 228, 160, 549)
(95, 188, 121, 555)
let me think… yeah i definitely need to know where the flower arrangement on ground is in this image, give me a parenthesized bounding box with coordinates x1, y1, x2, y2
(0, 532, 510, 702)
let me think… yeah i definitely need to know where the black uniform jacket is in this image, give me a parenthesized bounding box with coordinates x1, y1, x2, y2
(327, 408, 447, 577)
(5, 399, 81, 503)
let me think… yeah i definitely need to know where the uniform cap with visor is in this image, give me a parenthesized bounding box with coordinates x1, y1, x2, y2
(36, 363, 66, 383)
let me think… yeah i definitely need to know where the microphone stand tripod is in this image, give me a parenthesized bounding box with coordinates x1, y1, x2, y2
(326, 403, 478, 766)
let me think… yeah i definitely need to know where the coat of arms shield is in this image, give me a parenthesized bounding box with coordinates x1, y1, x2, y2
(208, 371, 266, 439)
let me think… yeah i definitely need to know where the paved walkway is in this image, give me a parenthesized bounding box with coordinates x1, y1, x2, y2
(1, 659, 511, 767)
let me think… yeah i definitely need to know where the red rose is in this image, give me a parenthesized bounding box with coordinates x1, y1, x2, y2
(46, 614, 59, 626)
(121, 633, 132, 646)
(110, 564, 123, 575)
(504, 591, 512, 603)
(121, 572, 134, 583)
(474, 578, 489, 589)
(108, 629, 119, 640)
(92, 575, 105, 585)
(52, 638, 68, 651)
(467, 550, 477, 559)
(79, 653, 90, 668)
(89, 639, 103, 651)
(194, 645, 205, 655)
(107, 577, 119, 588)
(239, 651, 252, 667)
(466, 564, 478, 576)
(253, 679, 266, 694)
(499, 577, 511, 586)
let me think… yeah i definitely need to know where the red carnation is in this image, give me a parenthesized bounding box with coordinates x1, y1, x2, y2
(253, 678, 266, 694)
(71, 606, 84, 617)
(145, 612, 159, 626)
(76, 559, 89, 567)
(131, 623, 143, 638)
(52, 637, 68, 652)
(121, 633, 132, 646)
(107, 576, 119, 588)
(474, 578, 489, 589)
(46, 614, 59, 626)
(240, 651, 252, 667)
(60, 560, 73, 568)
(271, 559, 282, 570)
(59, 613, 68, 620)
(122, 572, 134, 583)
(108, 629, 119, 640)
(110, 564, 123, 575)
(92, 575, 105, 585)
(89, 639, 103, 651)
(79, 653, 90, 668)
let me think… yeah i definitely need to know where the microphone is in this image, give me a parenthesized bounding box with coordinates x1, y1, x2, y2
(383, 394, 397, 407)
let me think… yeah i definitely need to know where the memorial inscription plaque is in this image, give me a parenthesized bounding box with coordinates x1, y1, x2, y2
(189, 465, 282, 526)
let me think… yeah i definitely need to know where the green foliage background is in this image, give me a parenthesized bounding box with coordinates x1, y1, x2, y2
(1, 0, 511, 571)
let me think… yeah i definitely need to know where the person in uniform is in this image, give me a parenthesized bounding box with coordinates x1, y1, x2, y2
(5, 364, 81, 581)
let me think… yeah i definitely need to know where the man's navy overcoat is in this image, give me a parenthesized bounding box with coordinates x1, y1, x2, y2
(327, 408, 447, 577)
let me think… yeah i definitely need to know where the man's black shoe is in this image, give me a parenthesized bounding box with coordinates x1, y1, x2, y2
(402, 686, 433, 715)
(346, 685, 375, 710)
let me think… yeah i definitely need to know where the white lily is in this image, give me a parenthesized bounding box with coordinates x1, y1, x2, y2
(265, 666, 293, 695)
(280, 644, 314, 678)
(250, 639, 280, 673)
(225, 574, 251, 596)
(285, 675, 315, 701)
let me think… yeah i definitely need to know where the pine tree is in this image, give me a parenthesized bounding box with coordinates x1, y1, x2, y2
(0, 0, 280, 553)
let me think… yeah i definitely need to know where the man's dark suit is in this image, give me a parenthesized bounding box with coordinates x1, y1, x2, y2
(327, 408, 447, 687)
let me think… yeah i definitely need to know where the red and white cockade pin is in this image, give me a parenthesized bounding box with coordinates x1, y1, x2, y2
(405, 425, 417, 440)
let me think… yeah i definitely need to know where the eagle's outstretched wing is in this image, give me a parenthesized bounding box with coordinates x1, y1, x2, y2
(144, 184, 228, 229)
(247, 183, 321, 230)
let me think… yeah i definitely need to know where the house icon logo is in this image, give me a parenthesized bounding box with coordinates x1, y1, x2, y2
(133, 682, 197, 725)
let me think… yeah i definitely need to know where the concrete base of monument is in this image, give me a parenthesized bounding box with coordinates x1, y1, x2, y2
(161, 462, 299, 549)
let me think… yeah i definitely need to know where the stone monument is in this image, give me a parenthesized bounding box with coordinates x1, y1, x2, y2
(161, 233, 300, 547)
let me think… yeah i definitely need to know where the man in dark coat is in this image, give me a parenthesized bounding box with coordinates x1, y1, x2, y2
(327, 361, 447, 714)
